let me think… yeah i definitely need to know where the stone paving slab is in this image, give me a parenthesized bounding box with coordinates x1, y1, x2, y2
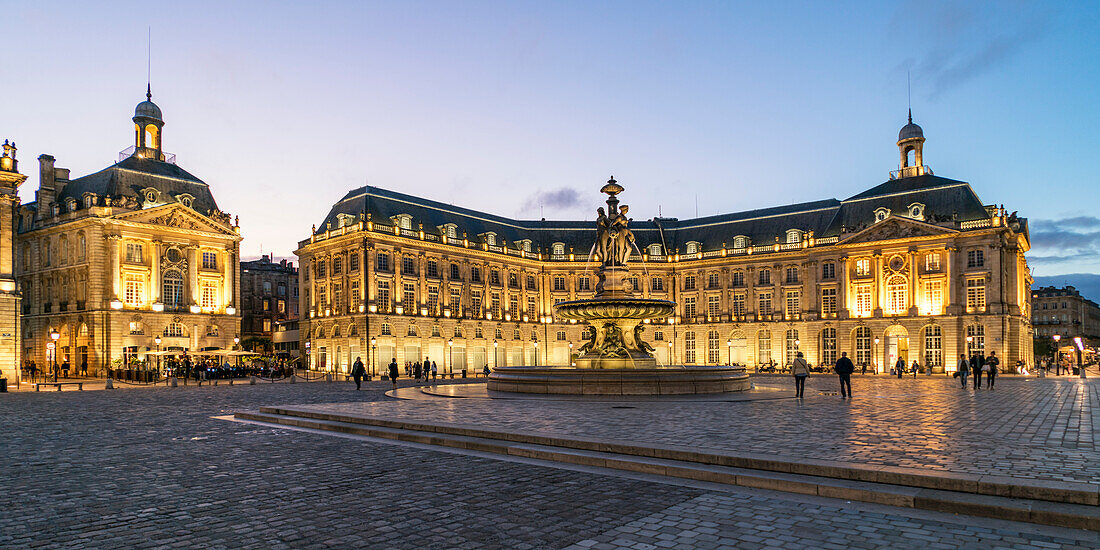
(283, 375, 1100, 486)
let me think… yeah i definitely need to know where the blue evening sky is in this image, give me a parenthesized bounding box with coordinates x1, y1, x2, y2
(4, 1, 1099, 285)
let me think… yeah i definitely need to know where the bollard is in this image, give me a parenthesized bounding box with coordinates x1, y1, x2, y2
(105, 379, 114, 390)
(250, 376, 257, 385)
(170, 377, 178, 388)
(229, 378, 233, 385)
(289, 375, 296, 384)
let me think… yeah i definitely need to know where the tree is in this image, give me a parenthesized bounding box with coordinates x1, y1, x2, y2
(241, 336, 272, 353)
(1033, 337, 1054, 362)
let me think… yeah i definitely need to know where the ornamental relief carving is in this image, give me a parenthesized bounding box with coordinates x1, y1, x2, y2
(151, 211, 200, 230)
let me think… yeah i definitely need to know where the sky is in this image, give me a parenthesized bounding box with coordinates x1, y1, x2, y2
(4, 1, 1099, 288)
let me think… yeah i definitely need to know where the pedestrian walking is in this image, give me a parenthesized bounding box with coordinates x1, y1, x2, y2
(388, 358, 399, 390)
(957, 355, 969, 388)
(986, 351, 999, 389)
(861, 363, 867, 375)
(431, 361, 438, 382)
(80, 359, 88, 377)
(895, 358, 905, 379)
(351, 357, 365, 390)
(791, 351, 810, 398)
(970, 353, 983, 389)
(61, 359, 71, 379)
(910, 359, 919, 378)
(834, 352, 855, 398)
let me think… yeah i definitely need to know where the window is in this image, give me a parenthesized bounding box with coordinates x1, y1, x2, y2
(707, 330, 720, 364)
(317, 285, 326, 307)
(407, 325, 418, 337)
(821, 328, 837, 367)
(509, 295, 519, 318)
(855, 286, 873, 317)
(427, 259, 439, 278)
(485, 233, 496, 246)
(126, 243, 144, 263)
(855, 258, 871, 277)
(785, 267, 798, 284)
(471, 291, 482, 313)
(513, 328, 521, 340)
(757, 331, 772, 364)
(685, 331, 696, 364)
(402, 283, 416, 313)
(124, 274, 144, 306)
(651, 277, 664, 291)
(648, 243, 663, 256)
(450, 289, 461, 316)
(349, 253, 359, 272)
(686, 242, 698, 255)
(821, 288, 837, 316)
(785, 290, 800, 317)
(332, 283, 343, 311)
(874, 208, 890, 222)
(376, 252, 391, 271)
(380, 323, 392, 336)
(508, 272, 518, 288)
(909, 203, 925, 219)
(263, 299, 271, 311)
(201, 282, 218, 309)
(263, 319, 272, 332)
(707, 273, 720, 289)
(166, 322, 186, 337)
(59, 237, 68, 264)
(316, 260, 326, 278)
(684, 275, 696, 290)
(785, 329, 799, 365)
(475, 326, 483, 338)
(428, 286, 440, 315)
(854, 326, 872, 366)
(556, 330, 566, 341)
(967, 249, 984, 268)
(527, 275, 537, 289)
(732, 294, 746, 317)
(758, 292, 772, 316)
(707, 295, 721, 317)
(454, 327, 463, 338)
(450, 263, 461, 280)
(489, 269, 501, 285)
(445, 225, 457, 239)
(733, 236, 747, 249)
(758, 269, 770, 285)
(495, 328, 503, 340)
(432, 325, 441, 337)
(350, 281, 360, 308)
(553, 276, 566, 291)
(377, 280, 390, 311)
(162, 270, 183, 308)
(966, 325, 985, 356)
(924, 325, 942, 368)
(578, 277, 591, 291)
(202, 251, 216, 270)
(925, 252, 941, 272)
(332, 257, 342, 275)
(402, 256, 416, 275)
(490, 292, 500, 317)
(732, 271, 744, 287)
(684, 296, 697, 318)
(207, 325, 220, 337)
(263, 281, 272, 295)
(821, 262, 835, 280)
(129, 321, 143, 335)
(278, 299, 286, 314)
(966, 278, 986, 312)
(922, 280, 943, 315)
(471, 267, 482, 283)
(526, 296, 536, 315)
(553, 243, 566, 256)
(886, 275, 908, 314)
(786, 230, 801, 244)
(653, 330, 664, 341)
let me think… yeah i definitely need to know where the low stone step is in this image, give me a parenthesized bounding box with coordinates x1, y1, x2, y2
(255, 406, 1100, 507)
(235, 409, 1100, 531)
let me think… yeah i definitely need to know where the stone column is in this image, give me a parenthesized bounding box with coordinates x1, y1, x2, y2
(908, 249, 919, 316)
(838, 256, 848, 318)
(107, 235, 121, 302)
(187, 245, 199, 306)
(150, 240, 161, 304)
(945, 247, 958, 315)
(872, 253, 883, 317)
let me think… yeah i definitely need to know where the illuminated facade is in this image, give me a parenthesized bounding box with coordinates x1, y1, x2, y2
(240, 255, 299, 351)
(0, 141, 26, 386)
(16, 90, 241, 376)
(297, 116, 1033, 374)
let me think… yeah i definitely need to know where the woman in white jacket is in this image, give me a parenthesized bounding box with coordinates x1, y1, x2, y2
(791, 351, 811, 398)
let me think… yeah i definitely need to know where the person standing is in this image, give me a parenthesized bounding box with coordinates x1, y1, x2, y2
(957, 355, 970, 388)
(986, 351, 999, 389)
(351, 357, 365, 390)
(834, 352, 855, 398)
(910, 359, 920, 378)
(388, 358, 399, 390)
(860, 363, 867, 375)
(431, 361, 438, 382)
(791, 351, 810, 398)
(80, 359, 88, 377)
(970, 352, 983, 389)
(895, 358, 905, 379)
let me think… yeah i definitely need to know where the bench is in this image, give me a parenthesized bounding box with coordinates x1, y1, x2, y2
(34, 382, 84, 392)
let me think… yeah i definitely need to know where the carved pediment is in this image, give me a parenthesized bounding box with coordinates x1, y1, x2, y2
(114, 204, 236, 235)
(840, 216, 957, 246)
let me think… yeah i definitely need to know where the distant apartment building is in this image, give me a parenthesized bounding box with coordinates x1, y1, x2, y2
(273, 319, 300, 359)
(240, 255, 298, 351)
(1031, 286, 1100, 341)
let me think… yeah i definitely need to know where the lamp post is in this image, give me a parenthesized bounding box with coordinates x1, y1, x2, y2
(1053, 334, 1061, 374)
(667, 340, 674, 366)
(370, 337, 377, 377)
(492, 340, 498, 371)
(534, 340, 539, 366)
(49, 329, 60, 381)
(1074, 336, 1085, 378)
(154, 336, 162, 377)
(568, 341, 574, 367)
(447, 338, 454, 375)
(873, 336, 880, 374)
(726, 338, 732, 366)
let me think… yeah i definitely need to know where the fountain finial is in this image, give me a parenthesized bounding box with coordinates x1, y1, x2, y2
(600, 176, 623, 196)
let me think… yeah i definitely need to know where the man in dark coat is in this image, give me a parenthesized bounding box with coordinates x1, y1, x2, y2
(834, 352, 855, 398)
(970, 352, 983, 389)
(350, 357, 366, 390)
(388, 358, 399, 390)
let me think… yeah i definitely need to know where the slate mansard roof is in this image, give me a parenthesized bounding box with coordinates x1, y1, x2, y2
(56, 154, 220, 216)
(310, 173, 999, 254)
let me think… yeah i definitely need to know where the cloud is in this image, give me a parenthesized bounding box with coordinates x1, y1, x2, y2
(521, 187, 583, 215)
(1027, 216, 1100, 266)
(1033, 273, 1100, 301)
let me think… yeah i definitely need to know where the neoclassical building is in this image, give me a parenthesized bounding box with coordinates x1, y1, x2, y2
(296, 115, 1033, 375)
(16, 89, 242, 374)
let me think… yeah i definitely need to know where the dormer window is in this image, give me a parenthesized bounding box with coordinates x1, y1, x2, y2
(83, 193, 96, 208)
(874, 208, 891, 223)
(443, 224, 458, 239)
(732, 236, 748, 249)
(336, 213, 356, 228)
(519, 239, 532, 252)
(685, 241, 700, 255)
(143, 188, 160, 204)
(786, 230, 802, 244)
(65, 198, 77, 212)
(908, 202, 925, 220)
(484, 233, 497, 246)
(648, 243, 663, 256)
(394, 215, 413, 230)
(552, 242, 565, 256)
(176, 193, 195, 209)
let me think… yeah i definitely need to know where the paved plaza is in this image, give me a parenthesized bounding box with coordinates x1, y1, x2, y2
(2, 375, 1098, 548)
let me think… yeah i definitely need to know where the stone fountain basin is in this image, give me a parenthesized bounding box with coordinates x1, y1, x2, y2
(554, 298, 675, 321)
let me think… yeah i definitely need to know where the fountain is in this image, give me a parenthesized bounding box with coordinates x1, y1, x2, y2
(487, 178, 750, 395)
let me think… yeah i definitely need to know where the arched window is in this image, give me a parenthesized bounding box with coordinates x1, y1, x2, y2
(162, 270, 184, 309)
(821, 327, 837, 366)
(757, 330, 772, 364)
(786, 230, 801, 244)
(648, 243, 663, 256)
(317, 326, 326, 338)
(332, 325, 341, 337)
(733, 236, 747, 249)
(886, 275, 908, 314)
(59, 236, 69, 264)
(77, 233, 86, 261)
(785, 329, 799, 365)
(685, 242, 698, 255)
(552, 243, 565, 256)
(854, 326, 872, 366)
(924, 325, 942, 368)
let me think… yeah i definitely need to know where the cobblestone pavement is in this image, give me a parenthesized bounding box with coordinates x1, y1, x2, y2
(294, 375, 1100, 486)
(2, 378, 1097, 548)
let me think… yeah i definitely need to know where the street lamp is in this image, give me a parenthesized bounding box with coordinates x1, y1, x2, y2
(534, 340, 539, 366)
(668, 340, 674, 366)
(1053, 334, 1061, 374)
(1074, 336, 1085, 378)
(493, 340, 498, 371)
(448, 338, 454, 375)
(568, 341, 574, 367)
(49, 329, 60, 381)
(370, 337, 377, 377)
(154, 335, 162, 377)
(726, 338, 732, 366)
(873, 337, 880, 374)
